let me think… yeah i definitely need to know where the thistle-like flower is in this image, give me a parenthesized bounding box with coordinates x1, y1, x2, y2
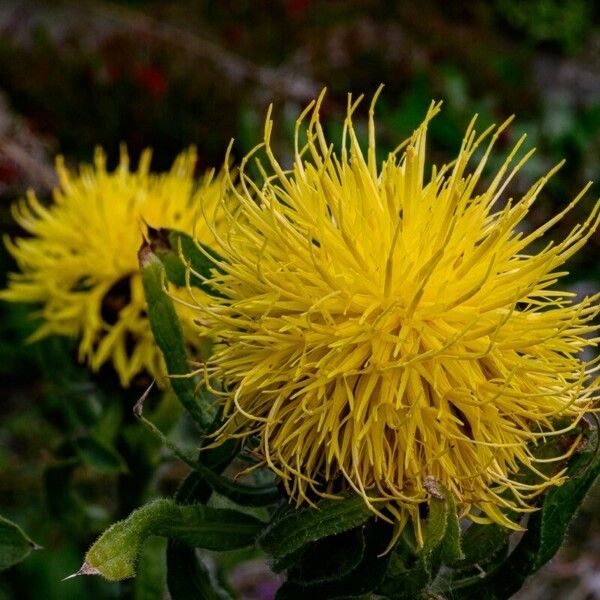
(3, 148, 223, 386)
(195, 91, 600, 537)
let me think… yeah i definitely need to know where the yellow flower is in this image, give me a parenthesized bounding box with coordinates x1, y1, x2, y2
(195, 90, 600, 538)
(3, 147, 224, 387)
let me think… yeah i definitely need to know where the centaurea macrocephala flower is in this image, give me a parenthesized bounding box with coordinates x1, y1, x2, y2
(3, 148, 224, 386)
(196, 90, 600, 539)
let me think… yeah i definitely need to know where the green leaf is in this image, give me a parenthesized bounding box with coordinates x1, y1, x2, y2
(73, 435, 128, 474)
(287, 527, 365, 584)
(422, 479, 463, 563)
(276, 520, 392, 599)
(258, 494, 372, 563)
(437, 487, 463, 566)
(83, 499, 266, 581)
(139, 245, 216, 430)
(0, 515, 39, 571)
(447, 439, 600, 600)
(197, 464, 279, 507)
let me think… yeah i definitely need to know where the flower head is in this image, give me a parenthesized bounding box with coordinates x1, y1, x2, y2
(3, 147, 223, 386)
(196, 90, 600, 536)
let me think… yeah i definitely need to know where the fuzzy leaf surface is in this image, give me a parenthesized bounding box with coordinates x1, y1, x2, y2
(86, 499, 265, 581)
(258, 495, 372, 562)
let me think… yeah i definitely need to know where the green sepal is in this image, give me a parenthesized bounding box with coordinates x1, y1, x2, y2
(258, 494, 372, 563)
(426, 480, 464, 567)
(453, 522, 510, 570)
(418, 478, 464, 576)
(138, 244, 216, 430)
(0, 515, 40, 571)
(84, 499, 266, 581)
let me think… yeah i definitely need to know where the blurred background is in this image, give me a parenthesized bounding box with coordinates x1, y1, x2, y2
(1, 1, 600, 598)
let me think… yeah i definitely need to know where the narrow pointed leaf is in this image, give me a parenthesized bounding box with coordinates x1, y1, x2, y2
(139, 245, 216, 430)
(258, 494, 372, 562)
(378, 480, 462, 598)
(420, 478, 463, 574)
(455, 522, 510, 569)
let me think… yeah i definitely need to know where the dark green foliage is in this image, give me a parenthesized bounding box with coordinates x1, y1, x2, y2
(286, 527, 365, 584)
(275, 520, 393, 599)
(72, 436, 128, 474)
(377, 482, 463, 599)
(258, 494, 373, 563)
(0, 516, 38, 571)
(139, 245, 216, 430)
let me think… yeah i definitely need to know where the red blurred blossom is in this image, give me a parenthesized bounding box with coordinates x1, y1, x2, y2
(287, 0, 309, 18)
(134, 66, 168, 97)
(0, 161, 18, 185)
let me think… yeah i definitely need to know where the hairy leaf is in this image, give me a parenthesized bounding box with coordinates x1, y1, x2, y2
(258, 494, 372, 562)
(85, 499, 265, 581)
